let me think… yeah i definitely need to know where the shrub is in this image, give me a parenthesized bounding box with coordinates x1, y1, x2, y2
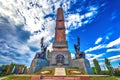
(3, 76, 31, 80)
(90, 76, 117, 80)
(114, 70, 120, 76)
(100, 70, 110, 75)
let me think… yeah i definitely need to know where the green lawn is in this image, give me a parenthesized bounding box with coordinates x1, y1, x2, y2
(2, 76, 31, 80)
(90, 76, 117, 80)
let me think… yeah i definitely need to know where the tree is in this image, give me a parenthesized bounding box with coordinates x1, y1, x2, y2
(91, 67, 97, 74)
(93, 59, 101, 74)
(105, 58, 113, 75)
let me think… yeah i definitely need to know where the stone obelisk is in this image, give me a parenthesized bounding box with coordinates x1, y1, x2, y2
(53, 8, 68, 51)
(49, 8, 71, 67)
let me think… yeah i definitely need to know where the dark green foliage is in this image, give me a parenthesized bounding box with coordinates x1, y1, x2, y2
(100, 70, 110, 75)
(3, 76, 31, 80)
(90, 76, 117, 80)
(0, 63, 27, 77)
(105, 58, 113, 75)
(114, 70, 120, 76)
(93, 59, 101, 74)
(91, 67, 97, 74)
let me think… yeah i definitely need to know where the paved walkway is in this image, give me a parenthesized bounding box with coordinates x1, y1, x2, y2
(54, 68, 66, 76)
(31, 76, 40, 80)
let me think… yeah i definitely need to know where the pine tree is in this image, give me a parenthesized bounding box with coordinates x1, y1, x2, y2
(93, 59, 101, 74)
(105, 58, 113, 75)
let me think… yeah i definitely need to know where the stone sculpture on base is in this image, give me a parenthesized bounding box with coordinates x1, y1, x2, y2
(29, 38, 49, 73)
(72, 37, 93, 74)
(74, 37, 85, 59)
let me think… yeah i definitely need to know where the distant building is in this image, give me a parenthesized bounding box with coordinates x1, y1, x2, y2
(114, 66, 120, 71)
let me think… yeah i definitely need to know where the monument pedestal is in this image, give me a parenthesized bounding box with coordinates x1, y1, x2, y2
(29, 59, 49, 73)
(71, 58, 93, 74)
(48, 50, 71, 67)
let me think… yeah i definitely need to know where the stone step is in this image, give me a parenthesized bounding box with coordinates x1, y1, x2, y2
(40, 76, 90, 80)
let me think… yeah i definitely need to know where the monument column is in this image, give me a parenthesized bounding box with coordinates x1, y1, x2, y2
(53, 8, 68, 51)
(49, 8, 71, 67)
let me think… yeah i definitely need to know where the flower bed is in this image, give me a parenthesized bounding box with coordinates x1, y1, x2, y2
(69, 70, 83, 74)
(66, 68, 84, 76)
(36, 70, 52, 75)
(36, 68, 55, 76)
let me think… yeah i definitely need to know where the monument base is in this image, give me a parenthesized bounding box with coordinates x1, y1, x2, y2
(48, 50, 71, 67)
(71, 58, 93, 74)
(29, 59, 49, 73)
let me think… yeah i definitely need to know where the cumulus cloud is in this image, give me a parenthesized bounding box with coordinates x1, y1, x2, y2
(108, 55, 120, 62)
(95, 37, 103, 45)
(0, 0, 103, 41)
(107, 48, 120, 52)
(0, 0, 106, 67)
(106, 37, 120, 48)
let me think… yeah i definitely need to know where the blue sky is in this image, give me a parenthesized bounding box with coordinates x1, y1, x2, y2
(0, 0, 120, 69)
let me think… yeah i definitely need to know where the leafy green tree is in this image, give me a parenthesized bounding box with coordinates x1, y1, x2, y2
(93, 59, 101, 74)
(105, 58, 113, 75)
(91, 67, 97, 74)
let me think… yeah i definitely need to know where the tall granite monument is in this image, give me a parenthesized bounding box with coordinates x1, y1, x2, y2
(29, 8, 93, 74)
(48, 8, 71, 67)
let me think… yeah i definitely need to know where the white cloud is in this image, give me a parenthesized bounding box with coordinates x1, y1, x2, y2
(0, 0, 100, 44)
(86, 53, 105, 60)
(106, 37, 120, 48)
(95, 37, 103, 44)
(0, 0, 103, 67)
(86, 53, 105, 66)
(85, 44, 106, 53)
(85, 12, 93, 17)
(108, 55, 120, 61)
(71, 53, 75, 59)
(107, 48, 120, 52)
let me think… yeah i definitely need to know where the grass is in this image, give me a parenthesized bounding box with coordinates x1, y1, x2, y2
(2, 76, 31, 80)
(35, 68, 55, 76)
(90, 76, 117, 80)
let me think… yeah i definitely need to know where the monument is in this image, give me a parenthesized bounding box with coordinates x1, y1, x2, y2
(30, 8, 93, 74)
(48, 8, 71, 67)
